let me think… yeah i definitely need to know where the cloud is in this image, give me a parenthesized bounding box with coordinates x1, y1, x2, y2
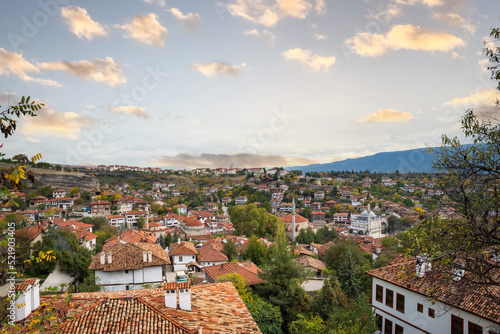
(108, 106, 150, 119)
(282, 48, 335, 72)
(226, 0, 321, 27)
(192, 62, 246, 77)
(432, 12, 476, 34)
(151, 153, 320, 168)
(169, 8, 201, 31)
(0, 91, 16, 102)
(315, 0, 326, 14)
(39, 57, 126, 88)
(120, 13, 167, 47)
(21, 108, 96, 139)
(0, 49, 60, 86)
(443, 89, 499, 107)
(314, 33, 327, 40)
(60, 6, 107, 40)
(26, 137, 40, 143)
(345, 24, 464, 57)
(365, 4, 402, 22)
(242, 29, 276, 45)
(142, 0, 165, 6)
(395, 0, 443, 7)
(356, 109, 415, 123)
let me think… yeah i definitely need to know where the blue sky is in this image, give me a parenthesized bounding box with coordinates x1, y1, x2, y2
(1, 0, 499, 169)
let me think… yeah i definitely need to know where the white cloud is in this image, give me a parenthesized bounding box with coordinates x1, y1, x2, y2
(108, 106, 150, 119)
(0, 49, 60, 87)
(314, 33, 327, 40)
(242, 29, 276, 45)
(365, 4, 402, 22)
(26, 137, 40, 143)
(120, 13, 167, 47)
(192, 62, 246, 77)
(39, 57, 126, 88)
(345, 24, 464, 57)
(282, 48, 336, 72)
(395, 0, 443, 7)
(21, 108, 96, 139)
(169, 8, 201, 31)
(357, 109, 415, 123)
(227, 0, 321, 27)
(60, 6, 107, 40)
(142, 0, 165, 6)
(315, 0, 326, 14)
(432, 12, 476, 34)
(443, 89, 499, 107)
(0, 91, 16, 102)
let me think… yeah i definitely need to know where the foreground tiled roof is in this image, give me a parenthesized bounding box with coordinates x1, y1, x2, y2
(39, 283, 261, 334)
(89, 243, 170, 271)
(59, 297, 196, 334)
(367, 257, 500, 324)
(203, 262, 262, 285)
(170, 241, 198, 256)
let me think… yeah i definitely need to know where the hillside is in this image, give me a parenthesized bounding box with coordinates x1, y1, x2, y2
(289, 147, 439, 173)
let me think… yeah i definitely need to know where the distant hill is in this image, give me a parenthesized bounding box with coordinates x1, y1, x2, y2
(288, 147, 439, 173)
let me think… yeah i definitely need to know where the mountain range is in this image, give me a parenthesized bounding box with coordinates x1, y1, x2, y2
(289, 147, 440, 173)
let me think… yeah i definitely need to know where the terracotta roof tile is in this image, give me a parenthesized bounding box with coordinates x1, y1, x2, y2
(89, 243, 170, 271)
(170, 241, 198, 256)
(203, 262, 262, 285)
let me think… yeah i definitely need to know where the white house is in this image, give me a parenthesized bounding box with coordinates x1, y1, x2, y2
(235, 196, 248, 205)
(13, 279, 40, 322)
(107, 214, 125, 228)
(169, 239, 198, 272)
(368, 254, 500, 334)
(89, 243, 171, 292)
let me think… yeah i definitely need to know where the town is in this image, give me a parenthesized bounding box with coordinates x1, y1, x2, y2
(1, 158, 498, 333)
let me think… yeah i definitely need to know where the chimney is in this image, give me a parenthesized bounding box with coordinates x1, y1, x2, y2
(178, 238, 181, 245)
(246, 259, 252, 267)
(143, 251, 147, 262)
(178, 282, 192, 311)
(452, 262, 465, 281)
(416, 255, 431, 278)
(108, 252, 112, 264)
(148, 250, 152, 263)
(164, 282, 177, 309)
(100, 252, 105, 265)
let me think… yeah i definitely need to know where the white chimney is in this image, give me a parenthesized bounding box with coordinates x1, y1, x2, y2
(452, 262, 465, 281)
(178, 238, 181, 245)
(108, 252, 112, 264)
(164, 283, 177, 309)
(100, 252, 105, 265)
(246, 259, 252, 267)
(15, 285, 32, 322)
(143, 251, 147, 262)
(178, 282, 192, 311)
(148, 250, 152, 263)
(416, 255, 431, 278)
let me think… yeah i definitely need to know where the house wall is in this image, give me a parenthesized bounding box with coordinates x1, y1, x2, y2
(372, 277, 500, 334)
(173, 254, 196, 271)
(95, 265, 164, 291)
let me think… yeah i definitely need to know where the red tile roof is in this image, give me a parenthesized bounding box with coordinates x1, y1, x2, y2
(104, 229, 157, 246)
(203, 262, 262, 285)
(367, 256, 500, 324)
(281, 214, 308, 223)
(89, 243, 170, 271)
(198, 244, 228, 263)
(170, 241, 198, 256)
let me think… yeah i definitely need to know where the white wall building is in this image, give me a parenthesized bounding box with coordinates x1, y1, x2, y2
(368, 255, 500, 334)
(89, 243, 171, 292)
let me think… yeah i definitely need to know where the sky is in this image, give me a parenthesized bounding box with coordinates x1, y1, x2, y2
(0, 0, 499, 169)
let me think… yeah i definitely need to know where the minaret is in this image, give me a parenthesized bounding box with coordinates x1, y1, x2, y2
(292, 197, 296, 243)
(367, 193, 371, 235)
(145, 200, 149, 230)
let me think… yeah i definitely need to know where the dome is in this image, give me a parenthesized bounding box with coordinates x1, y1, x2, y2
(360, 210, 377, 218)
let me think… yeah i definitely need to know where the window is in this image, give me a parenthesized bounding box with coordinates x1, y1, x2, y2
(417, 303, 423, 313)
(395, 324, 404, 334)
(376, 285, 383, 303)
(428, 308, 435, 318)
(468, 322, 482, 334)
(386, 289, 394, 308)
(179, 256, 183, 262)
(396, 294, 405, 313)
(376, 314, 383, 331)
(125, 270, 129, 274)
(451, 315, 463, 334)
(384, 319, 393, 334)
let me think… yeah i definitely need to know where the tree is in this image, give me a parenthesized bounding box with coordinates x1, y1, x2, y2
(309, 279, 337, 321)
(256, 232, 308, 332)
(337, 250, 362, 298)
(229, 204, 284, 240)
(137, 215, 145, 229)
(243, 235, 269, 266)
(222, 239, 238, 261)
